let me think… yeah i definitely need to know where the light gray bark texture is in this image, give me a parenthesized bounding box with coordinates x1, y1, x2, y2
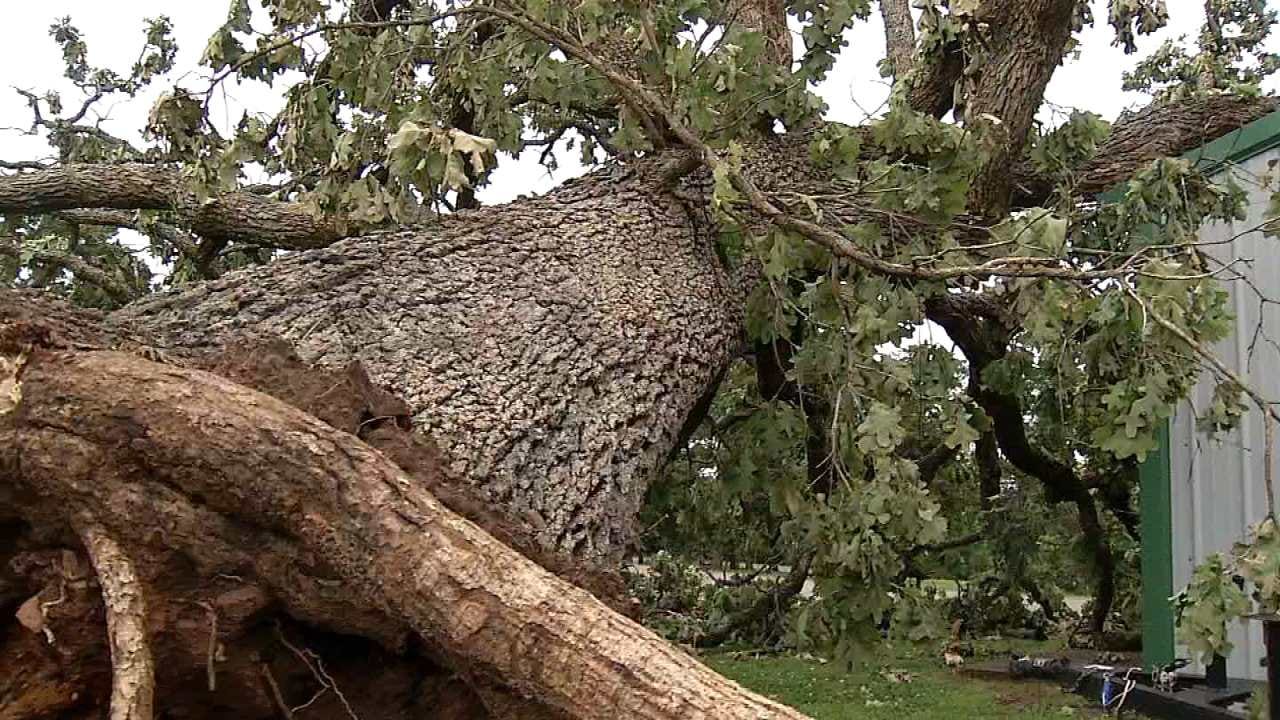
(120, 160, 742, 562)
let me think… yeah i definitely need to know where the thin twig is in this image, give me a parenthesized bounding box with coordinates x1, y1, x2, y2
(187, 601, 220, 692)
(274, 624, 360, 720)
(37, 578, 67, 645)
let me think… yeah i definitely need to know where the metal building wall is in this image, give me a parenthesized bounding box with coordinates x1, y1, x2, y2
(1169, 146, 1280, 681)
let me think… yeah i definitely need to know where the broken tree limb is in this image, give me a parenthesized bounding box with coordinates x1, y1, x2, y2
(1011, 94, 1280, 207)
(1, 330, 808, 720)
(75, 522, 156, 720)
(695, 553, 813, 649)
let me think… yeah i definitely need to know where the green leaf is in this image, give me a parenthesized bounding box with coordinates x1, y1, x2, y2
(1236, 518, 1280, 616)
(1177, 554, 1250, 664)
(856, 402, 904, 457)
(943, 406, 981, 450)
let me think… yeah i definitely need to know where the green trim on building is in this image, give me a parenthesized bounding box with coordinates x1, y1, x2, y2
(1140, 420, 1175, 670)
(1135, 108, 1280, 668)
(1183, 108, 1280, 176)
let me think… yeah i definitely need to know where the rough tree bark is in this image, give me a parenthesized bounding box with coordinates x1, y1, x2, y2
(960, 0, 1079, 217)
(878, 0, 917, 79)
(0, 164, 341, 250)
(74, 523, 156, 720)
(115, 160, 744, 564)
(1011, 94, 1280, 205)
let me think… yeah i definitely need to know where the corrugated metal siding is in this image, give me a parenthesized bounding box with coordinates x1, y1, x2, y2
(1170, 148, 1280, 681)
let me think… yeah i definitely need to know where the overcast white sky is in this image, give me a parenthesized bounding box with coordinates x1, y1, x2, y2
(0, 1, 1272, 205)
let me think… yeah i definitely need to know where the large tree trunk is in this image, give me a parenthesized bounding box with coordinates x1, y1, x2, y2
(1, 149, 759, 718)
(117, 160, 743, 564)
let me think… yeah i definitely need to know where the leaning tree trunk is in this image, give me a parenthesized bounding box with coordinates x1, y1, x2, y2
(118, 159, 744, 564)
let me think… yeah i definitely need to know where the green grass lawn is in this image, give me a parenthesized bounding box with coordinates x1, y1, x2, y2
(709, 644, 1104, 719)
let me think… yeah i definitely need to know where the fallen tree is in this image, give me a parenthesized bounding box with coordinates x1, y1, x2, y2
(3, 0, 1279, 716)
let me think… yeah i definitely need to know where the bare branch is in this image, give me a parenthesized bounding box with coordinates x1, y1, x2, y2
(12, 87, 45, 134)
(0, 159, 52, 171)
(65, 90, 107, 127)
(54, 209, 204, 265)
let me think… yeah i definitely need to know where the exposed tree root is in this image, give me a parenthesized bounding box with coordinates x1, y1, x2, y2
(75, 523, 155, 720)
(0, 295, 806, 720)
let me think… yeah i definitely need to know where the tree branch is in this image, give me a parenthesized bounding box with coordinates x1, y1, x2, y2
(0, 164, 341, 250)
(729, 0, 791, 68)
(975, 429, 1001, 509)
(1011, 94, 1280, 207)
(694, 552, 813, 649)
(915, 441, 960, 486)
(962, 0, 1080, 217)
(879, 0, 916, 78)
(351, 0, 407, 22)
(55, 209, 204, 262)
(903, 43, 966, 119)
(1098, 467, 1141, 541)
(926, 292, 1116, 637)
(0, 159, 51, 171)
(0, 236, 134, 301)
(879, 0, 966, 119)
